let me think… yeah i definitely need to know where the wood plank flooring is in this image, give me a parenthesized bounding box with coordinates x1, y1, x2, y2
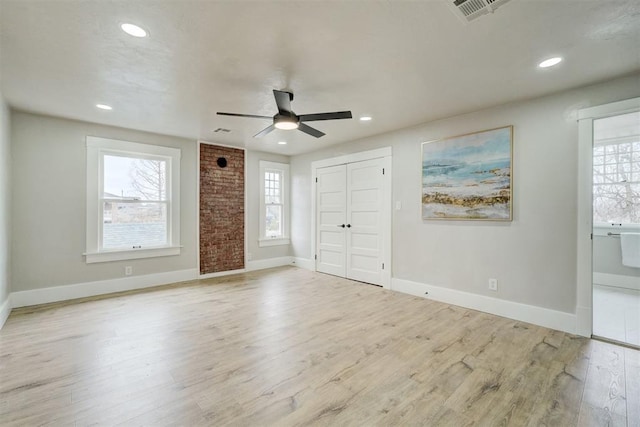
(1, 266, 638, 426)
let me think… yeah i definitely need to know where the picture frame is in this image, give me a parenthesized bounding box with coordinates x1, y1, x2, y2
(421, 125, 513, 221)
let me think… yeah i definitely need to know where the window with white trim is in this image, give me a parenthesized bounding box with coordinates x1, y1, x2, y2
(85, 136, 181, 263)
(259, 161, 290, 247)
(593, 111, 640, 230)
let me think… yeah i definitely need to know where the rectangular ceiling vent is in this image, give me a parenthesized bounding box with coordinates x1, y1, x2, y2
(447, 0, 513, 23)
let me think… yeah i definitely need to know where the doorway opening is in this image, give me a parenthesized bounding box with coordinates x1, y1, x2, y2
(591, 111, 640, 347)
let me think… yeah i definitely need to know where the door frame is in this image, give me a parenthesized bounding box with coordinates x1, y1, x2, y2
(576, 97, 640, 337)
(311, 147, 393, 288)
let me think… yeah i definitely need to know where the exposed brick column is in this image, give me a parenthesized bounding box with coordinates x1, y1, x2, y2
(199, 144, 245, 274)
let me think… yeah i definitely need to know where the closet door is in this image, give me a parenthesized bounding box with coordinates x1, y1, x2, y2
(316, 165, 347, 277)
(346, 158, 384, 285)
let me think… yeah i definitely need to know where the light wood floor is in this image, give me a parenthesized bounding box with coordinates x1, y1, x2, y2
(1, 267, 638, 426)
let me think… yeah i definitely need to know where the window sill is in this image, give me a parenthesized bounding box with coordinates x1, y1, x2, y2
(258, 237, 290, 247)
(593, 224, 640, 237)
(84, 246, 181, 264)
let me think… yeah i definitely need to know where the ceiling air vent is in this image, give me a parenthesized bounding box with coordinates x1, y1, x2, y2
(446, 0, 513, 23)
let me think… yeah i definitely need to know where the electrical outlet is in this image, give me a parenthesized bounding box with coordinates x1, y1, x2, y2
(488, 278, 498, 291)
(247, 253, 252, 261)
(125, 266, 133, 276)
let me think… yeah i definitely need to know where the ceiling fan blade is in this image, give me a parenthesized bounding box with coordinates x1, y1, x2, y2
(217, 112, 272, 119)
(273, 90, 293, 114)
(298, 111, 353, 122)
(254, 124, 276, 138)
(298, 123, 325, 138)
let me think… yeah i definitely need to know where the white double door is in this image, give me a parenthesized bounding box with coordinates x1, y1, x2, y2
(316, 158, 388, 286)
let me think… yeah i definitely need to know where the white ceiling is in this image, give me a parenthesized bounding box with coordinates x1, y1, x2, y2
(1, 0, 639, 155)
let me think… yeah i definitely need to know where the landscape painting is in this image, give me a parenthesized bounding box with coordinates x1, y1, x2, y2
(422, 126, 513, 221)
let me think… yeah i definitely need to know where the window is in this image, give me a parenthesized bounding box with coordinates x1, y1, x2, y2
(85, 136, 181, 263)
(259, 161, 290, 246)
(593, 111, 640, 228)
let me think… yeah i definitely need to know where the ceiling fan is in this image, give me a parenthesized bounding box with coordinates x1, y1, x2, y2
(217, 89, 353, 138)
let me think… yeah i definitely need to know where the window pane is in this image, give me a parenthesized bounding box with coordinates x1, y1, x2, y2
(593, 112, 640, 225)
(103, 202, 167, 248)
(264, 170, 281, 204)
(265, 205, 282, 237)
(104, 155, 167, 201)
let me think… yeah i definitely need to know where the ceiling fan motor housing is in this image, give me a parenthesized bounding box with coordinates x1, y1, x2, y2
(274, 113, 299, 130)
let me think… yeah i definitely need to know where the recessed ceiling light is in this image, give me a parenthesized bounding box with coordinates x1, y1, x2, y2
(278, 141, 287, 145)
(538, 57, 562, 68)
(121, 23, 147, 38)
(359, 116, 372, 121)
(96, 104, 113, 110)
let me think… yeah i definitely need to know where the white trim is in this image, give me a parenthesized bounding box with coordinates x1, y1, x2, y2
(259, 161, 290, 245)
(292, 257, 315, 270)
(258, 238, 291, 247)
(199, 269, 246, 280)
(576, 96, 640, 338)
(84, 246, 182, 264)
(244, 148, 249, 271)
(575, 305, 592, 338)
(5, 257, 302, 314)
(196, 141, 201, 275)
(577, 97, 640, 120)
(381, 156, 392, 289)
(10, 269, 198, 308)
(85, 136, 181, 263)
(391, 278, 578, 335)
(197, 140, 247, 151)
(246, 256, 293, 271)
(0, 295, 11, 330)
(311, 147, 392, 170)
(593, 272, 640, 291)
(310, 147, 393, 287)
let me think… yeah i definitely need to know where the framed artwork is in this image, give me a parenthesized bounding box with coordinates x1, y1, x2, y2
(421, 125, 513, 221)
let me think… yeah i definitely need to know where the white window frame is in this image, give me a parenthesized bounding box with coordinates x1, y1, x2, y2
(85, 136, 181, 263)
(259, 161, 290, 247)
(592, 131, 640, 234)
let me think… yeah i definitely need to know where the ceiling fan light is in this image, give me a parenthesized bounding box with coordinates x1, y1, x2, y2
(274, 120, 299, 130)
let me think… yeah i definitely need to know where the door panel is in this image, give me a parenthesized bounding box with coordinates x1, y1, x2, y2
(346, 159, 384, 285)
(316, 165, 347, 277)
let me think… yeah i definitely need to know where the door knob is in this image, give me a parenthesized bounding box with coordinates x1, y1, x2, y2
(338, 224, 345, 228)
(346, 224, 351, 228)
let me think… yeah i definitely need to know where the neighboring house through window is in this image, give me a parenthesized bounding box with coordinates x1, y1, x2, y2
(259, 161, 290, 247)
(85, 136, 181, 263)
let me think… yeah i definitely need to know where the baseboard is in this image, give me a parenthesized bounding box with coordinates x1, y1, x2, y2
(9, 257, 301, 311)
(199, 269, 246, 280)
(246, 256, 293, 271)
(593, 272, 640, 291)
(391, 278, 577, 335)
(0, 295, 11, 330)
(292, 257, 314, 271)
(11, 268, 199, 308)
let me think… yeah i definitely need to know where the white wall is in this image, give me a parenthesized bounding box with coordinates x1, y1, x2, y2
(291, 73, 640, 315)
(11, 112, 198, 292)
(593, 236, 640, 277)
(0, 94, 11, 309)
(245, 150, 291, 261)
